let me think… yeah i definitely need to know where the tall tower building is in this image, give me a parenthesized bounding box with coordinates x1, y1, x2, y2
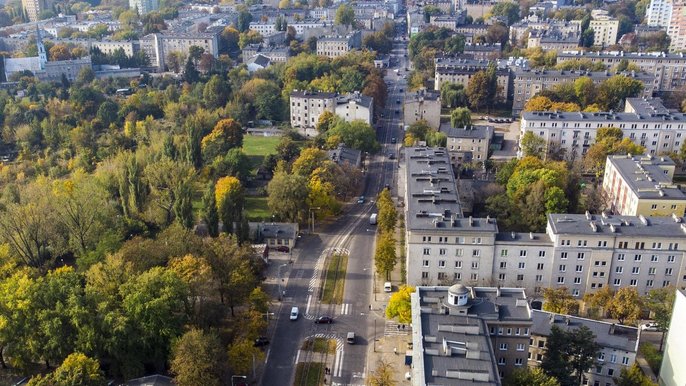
(668, 0, 686, 51)
(129, 0, 159, 15)
(36, 24, 47, 69)
(647, 0, 673, 28)
(21, 0, 52, 22)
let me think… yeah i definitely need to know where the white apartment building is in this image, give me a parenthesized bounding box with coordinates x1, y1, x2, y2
(130, 0, 158, 14)
(316, 31, 361, 58)
(403, 89, 441, 129)
(529, 311, 638, 386)
(140, 32, 219, 70)
(289, 90, 373, 136)
(647, 0, 673, 28)
(590, 16, 619, 47)
(404, 147, 686, 298)
(659, 289, 686, 386)
(519, 104, 686, 159)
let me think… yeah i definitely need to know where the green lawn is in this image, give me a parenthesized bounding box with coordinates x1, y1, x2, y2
(321, 253, 348, 304)
(302, 337, 336, 353)
(245, 196, 271, 221)
(242, 136, 281, 169)
(293, 362, 324, 386)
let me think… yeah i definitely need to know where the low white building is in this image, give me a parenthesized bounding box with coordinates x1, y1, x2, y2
(289, 90, 373, 136)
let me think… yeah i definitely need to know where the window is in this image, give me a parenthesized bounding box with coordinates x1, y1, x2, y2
(616, 266, 623, 274)
(501, 249, 508, 257)
(423, 260, 429, 267)
(518, 262, 526, 269)
(598, 352, 605, 361)
(578, 252, 585, 260)
(539, 250, 546, 257)
(559, 264, 566, 272)
(499, 343, 508, 350)
(651, 255, 659, 262)
(557, 276, 565, 284)
(471, 273, 478, 280)
(574, 277, 581, 284)
(456, 249, 463, 257)
(622, 357, 629, 365)
(617, 253, 625, 261)
(471, 261, 479, 269)
(630, 279, 638, 286)
(614, 279, 621, 286)
(472, 249, 481, 257)
(578, 240, 587, 247)
(649, 267, 656, 275)
(608, 369, 614, 376)
(610, 354, 617, 363)
(536, 353, 543, 361)
(517, 274, 524, 281)
(535, 274, 543, 282)
(455, 261, 462, 269)
(646, 279, 654, 287)
(507, 328, 512, 335)
(537, 263, 544, 270)
(598, 240, 607, 247)
(572, 288, 580, 296)
(667, 255, 675, 263)
(499, 273, 506, 281)
(437, 272, 446, 280)
(538, 340, 545, 348)
(439, 260, 446, 268)
(500, 262, 507, 269)
(632, 267, 640, 274)
(472, 237, 482, 244)
(498, 357, 506, 365)
(576, 265, 583, 272)
(439, 248, 446, 256)
(520, 250, 527, 257)
(666, 268, 673, 276)
(516, 328, 521, 335)
(422, 272, 429, 278)
(515, 358, 523, 366)
(498, 327, 503, 335)
(634, 254, 642, 262)
(423, 248, 430, 255)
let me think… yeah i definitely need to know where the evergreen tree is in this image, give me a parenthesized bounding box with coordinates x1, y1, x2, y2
(184, 57, 199, 83)
(203, 182, 219, 237)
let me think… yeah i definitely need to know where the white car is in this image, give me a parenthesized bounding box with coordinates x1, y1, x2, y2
(640, 322, 659, 331)
(290, 306, 299, 321)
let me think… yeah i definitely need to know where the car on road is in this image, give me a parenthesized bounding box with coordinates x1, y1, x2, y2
(254, 337, 269, 347)
(275, 245, 290, 253)
(290, 307, 299, 321)
(395, 110, 400, 115)
(315, 316, 334, 324)
(384, 282, 392, 292)
(357, 196, 365, 204)
(396, 99, 401, 104)
(391, 137, 397, 143)
(388, 153, 395, 159)
(399, 88, 403, 93)
(347, 332, 356, 344)
(640, 322, 659, 331)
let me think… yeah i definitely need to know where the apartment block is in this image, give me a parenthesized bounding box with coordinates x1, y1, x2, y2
(22, 0, 52, 22)
(590, 16, 620, 47)
(463, 43, 501, 61)
(141, 32, 219, 70)
(129, 0, 158, 15)
(527, 30, 581, 51)
(411, 285, 533, 384)
(509, 19, 581, 46)
(518, 102, 686, 158)
(603, 154, 686, 217)
(289, 90, 373, 136)
(316, 31, 361, 58)
(511, 69, 655, 116)
(434, 58, 510, 102)
(403, 89, 441, 129)
(529, 311, 638, 386)
(403, 148, 686, 297)
(659, 289, 686, 386)
(647, 0, 673, 28)
(555, 51, 686, 93)
(439, 123, 494, 164)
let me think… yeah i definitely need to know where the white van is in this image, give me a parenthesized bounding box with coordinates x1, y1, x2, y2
(370, 213, 378, 225)
(290, 307, 299, 321)
(384, 282, 392, 292)
(346, 332, 355, 344)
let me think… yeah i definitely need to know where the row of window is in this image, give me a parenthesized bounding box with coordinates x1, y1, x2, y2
(615, 266, 675, 275)
(613, 278, 673, 287)
(497, 357, 524, 366)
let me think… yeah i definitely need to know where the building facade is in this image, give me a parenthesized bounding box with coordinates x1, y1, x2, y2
(290, 90, 373, 136)
(439, 123, 494, 164)
(129, 0, 159, 14)
(403, 148, 686, 297)
(141, 32, 219, 70)
(529, 311, 638, 386)
(590, 16, 619, 47)
(434, 58, 510, 102)
(316, 31, 361, 58)
(603, 154, 686, 217)
(404, 89, 441, 129)
(646, 0, 673, 28)
(659, 289, 686, 386)
(22, 0, 52, 22)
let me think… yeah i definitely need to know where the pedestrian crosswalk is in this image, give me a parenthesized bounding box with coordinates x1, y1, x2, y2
(384, 320, 412, 336)
(339, 303, 352, 315)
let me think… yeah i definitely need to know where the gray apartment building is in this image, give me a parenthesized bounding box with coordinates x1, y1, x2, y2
(316, 31, 361, 58)
(439, 123, 494, 164)
(411, 285, 533, 384)
(434, 58, 510, 102)
(404, 89, 441, 129)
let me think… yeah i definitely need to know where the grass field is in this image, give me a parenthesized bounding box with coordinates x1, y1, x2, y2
(242, 136, 281, 169)
(302, 337, 336, 353)
(321, 253, 348, 304)
(293, 362, 325, 386)
(245, 196, 271, 221)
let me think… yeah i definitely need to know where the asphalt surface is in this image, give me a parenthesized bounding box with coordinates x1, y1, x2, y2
(262, 39, 409, 386)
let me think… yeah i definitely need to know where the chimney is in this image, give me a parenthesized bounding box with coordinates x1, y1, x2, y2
(609, 323, 616, 335)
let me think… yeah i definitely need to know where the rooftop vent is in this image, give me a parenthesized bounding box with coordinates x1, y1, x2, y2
(639, 215, 649, 226)
(672, 213, 682, 223)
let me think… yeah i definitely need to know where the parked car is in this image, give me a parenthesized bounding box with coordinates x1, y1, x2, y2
(357, 196, 365, 204)
(290, 307, 299, 321)
(315, 316, 334, 324)
(384, 282, 392, 292)
(391, 137, 397, 143)
(275, 246, 290, 253)
(254, 337, 270, 347)
(640, 322, 659, 331)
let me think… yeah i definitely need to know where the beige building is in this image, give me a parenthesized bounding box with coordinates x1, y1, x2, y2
(659, 289, 686, 386)
(603, 154, 686, 217)
(529, 311, 638, 386)
(403, 89, 441, 129)
(404, 148, 686, 297)
(316, 31, 361, 58)
(668, 0, 686, 51)
(439, 123, 494, 164)
(411, 285, 533, 383)
(141, 32, 219, 70)
(22, 0, 52, 22)
(290, 90, 373, 136)
(590, 15, 619, 47)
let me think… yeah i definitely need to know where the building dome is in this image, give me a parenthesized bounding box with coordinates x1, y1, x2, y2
(448, 284, 469, 306)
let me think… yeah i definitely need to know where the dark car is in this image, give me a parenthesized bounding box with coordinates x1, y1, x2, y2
(388, 153, 396, 159)
(315, 316, 334, 324)
(275, 246, 290, 253)
(391, 137, 397, 143)
(254, 337, 269, 347)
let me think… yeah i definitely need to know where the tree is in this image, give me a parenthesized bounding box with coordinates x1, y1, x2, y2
(377, 188, 397, 233)
(368, 359, 397, 386)
(504, 368, 560, 386)
(542, 287, 578, 314)
(267, 171, 309, 222)
(292, 147, 328, 177)
(28, 353, 106, 386)
(236, 10, 253, 32)
(444, 35, 465, 55)
(450, 107, 472, 128)
(440, 83, 467, 108)
(568, 326, 601, 386)
(202, 182, 219, 237)
(607, 287, 643, 325)
(644, 286, 676, 349)
(173, 180, 194, 230)
(467, 65, 498, 111)
(386, 285, 414, 323)
(228, 338, 264, 374)
(541, 325, 599, 386)
(203, 75, 230, 109)
(215, 176, 244, 234)
(145, 159, 194, 226)
(202, 119, 244, 162)
(520, 131, 546, 158)
(486, 23, 509, 45)
(171, 329, 225, 386)
(614, 364, 657, 386)
(597, 75, 644, 111)
(326, 119, 380, 153)
(583, 287, 614, 318)
(490, 2, 520, 25)
(375, 231, 397, 280)
(335, 4, 355, 26)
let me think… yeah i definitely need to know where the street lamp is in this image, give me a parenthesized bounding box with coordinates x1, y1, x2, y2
(309, 207, 321, 234)
(231, 375, 247, 386)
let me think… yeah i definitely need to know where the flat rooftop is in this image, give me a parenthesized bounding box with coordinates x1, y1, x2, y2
(606, 154, 685, 201)
(547, 213, 686, 237)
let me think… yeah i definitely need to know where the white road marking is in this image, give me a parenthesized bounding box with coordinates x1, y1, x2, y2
(294, 349, 301, 365)
(333, 350, 342, 377)
(334, 350, 345, 377)
(305, 295, 312, 316)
